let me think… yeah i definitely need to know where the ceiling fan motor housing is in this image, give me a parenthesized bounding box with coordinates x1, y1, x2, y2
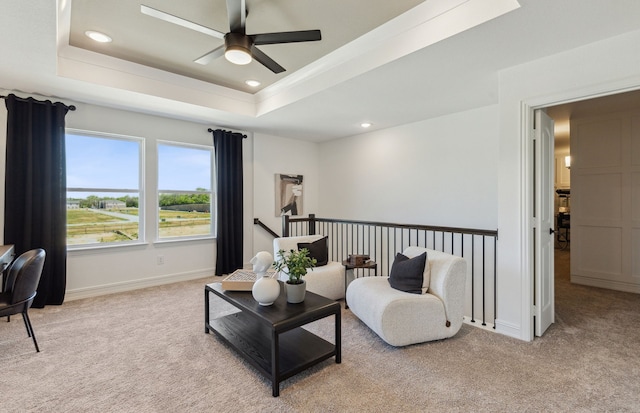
(224, 32, 253, 64)
(140, 3, 321, 72)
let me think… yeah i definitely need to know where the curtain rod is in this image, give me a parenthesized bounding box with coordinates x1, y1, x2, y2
(208, 128, 247, 138)
(1, 94, 76, 111)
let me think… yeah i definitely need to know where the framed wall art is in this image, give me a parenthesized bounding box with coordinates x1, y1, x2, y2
(275, 174, 303, 216)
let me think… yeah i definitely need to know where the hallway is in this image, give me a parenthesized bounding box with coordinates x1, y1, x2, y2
(553, 246, 640, 337)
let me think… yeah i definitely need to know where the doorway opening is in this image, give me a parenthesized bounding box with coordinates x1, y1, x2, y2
(536, 88, 640, 337)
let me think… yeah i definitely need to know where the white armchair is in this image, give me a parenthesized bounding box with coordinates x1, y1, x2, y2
(273, 234, 346, 300)
(346, 247, 466, 346)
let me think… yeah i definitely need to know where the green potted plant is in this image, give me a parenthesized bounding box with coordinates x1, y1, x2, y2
(274, 248, 317, 303)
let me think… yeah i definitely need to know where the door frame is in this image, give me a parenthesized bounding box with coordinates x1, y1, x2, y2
(520, 85, 640, 340)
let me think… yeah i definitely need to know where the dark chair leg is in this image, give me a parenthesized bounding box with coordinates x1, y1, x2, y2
(21, 311, 39, 352)
(21, 312, 32, 337)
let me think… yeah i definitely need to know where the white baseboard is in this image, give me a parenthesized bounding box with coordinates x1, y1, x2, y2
(65, 269, 215, 301)
(493, 318, 523, 340)
(463, 316, 496, 332)
(571, 275, 640, 294)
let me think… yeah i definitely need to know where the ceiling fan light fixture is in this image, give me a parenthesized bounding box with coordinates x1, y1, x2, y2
(224, 33, 252, 65)
(225, 48, 252, 65)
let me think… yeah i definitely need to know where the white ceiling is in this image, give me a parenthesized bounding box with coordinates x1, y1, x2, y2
(69, 0, 426, 93)
(2, 0, 640, 142)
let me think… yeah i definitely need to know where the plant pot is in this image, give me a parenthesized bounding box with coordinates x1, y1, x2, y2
(285, 280, 306, 304)
(252, 275, 280, 306)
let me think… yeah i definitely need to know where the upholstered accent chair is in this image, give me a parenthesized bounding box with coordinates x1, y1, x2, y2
(346, 246, 466, 347)
(0, 248, 46, 352)
(273, 234, 346, 300)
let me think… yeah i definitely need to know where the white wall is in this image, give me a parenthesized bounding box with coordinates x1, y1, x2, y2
(66, 103, 231, 299)
(312, 29, 640, 342)
(315, 106, 499, 325)
(554, 149, 571, 190)
(0, 101, 254, 300)
(497, 29, 640, 340)
(4, 27, 640, 342)
(251, 133, 320, 256)
(318, 105, 499, 230)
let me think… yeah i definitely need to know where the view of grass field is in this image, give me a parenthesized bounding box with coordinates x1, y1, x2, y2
(67, 209, 128, 223)
(67, 208, 211, 245)
(159, 210, 209, 219)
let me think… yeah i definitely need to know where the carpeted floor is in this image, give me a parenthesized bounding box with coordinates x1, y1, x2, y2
(1, 248, 639, 412)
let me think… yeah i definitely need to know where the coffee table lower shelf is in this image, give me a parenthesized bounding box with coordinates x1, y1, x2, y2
(207, 312, 337, 390)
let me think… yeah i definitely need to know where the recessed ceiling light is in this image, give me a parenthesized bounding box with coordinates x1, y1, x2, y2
(85, 30, 112, 43)
(361, 122, 372, 128)
(245, 80, 261, 87)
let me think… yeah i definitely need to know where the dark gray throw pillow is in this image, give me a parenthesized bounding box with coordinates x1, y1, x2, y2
(298, 236, 328, 266)
(388, 252, 427, 294)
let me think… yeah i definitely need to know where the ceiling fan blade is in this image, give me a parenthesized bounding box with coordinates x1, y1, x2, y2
(252, 30, 321, 45)
(141, 4, 225, 40)
(226, 0, 246, 34)
(194, 45, 225, 65)
(250, 46, 285, 74)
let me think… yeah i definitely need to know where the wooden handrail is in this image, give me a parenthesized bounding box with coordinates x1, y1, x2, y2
(283, 214, 497, 238)
(253, 218, 280, 238)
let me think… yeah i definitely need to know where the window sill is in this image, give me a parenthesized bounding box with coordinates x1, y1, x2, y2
(66, 236, 216, 254)
(153, 236, 216, 245)
(67, 240, 149, 254)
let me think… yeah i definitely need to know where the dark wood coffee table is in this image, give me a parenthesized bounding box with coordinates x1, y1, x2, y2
(204, 281, 341, 397)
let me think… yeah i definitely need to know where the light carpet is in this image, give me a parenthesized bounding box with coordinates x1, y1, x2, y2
(1, 249, 639, 412)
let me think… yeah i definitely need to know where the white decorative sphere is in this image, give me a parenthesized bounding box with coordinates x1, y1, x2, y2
(252, 275, 280, 306)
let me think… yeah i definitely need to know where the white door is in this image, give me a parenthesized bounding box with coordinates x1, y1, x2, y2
(535, 110, 555, 336)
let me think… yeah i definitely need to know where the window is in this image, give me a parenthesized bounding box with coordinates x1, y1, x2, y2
(157, 142, 214, 240)
(66, 131, 143, 246)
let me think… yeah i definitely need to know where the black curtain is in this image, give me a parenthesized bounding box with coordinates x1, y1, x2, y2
(4, 94, 72, 307)
(210, 128, 245, 275)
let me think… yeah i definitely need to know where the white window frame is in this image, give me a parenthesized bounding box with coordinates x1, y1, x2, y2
(156, 140, 215, 242)
(66, 129, 145, 249)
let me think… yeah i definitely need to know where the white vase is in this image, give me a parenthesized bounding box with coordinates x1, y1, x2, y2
(252, 275, 280, 306)
(285, 280, 306, 304)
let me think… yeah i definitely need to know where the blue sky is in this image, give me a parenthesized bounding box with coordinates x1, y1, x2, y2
(157, 143, 211, 191)
(66, 133, 211, 199)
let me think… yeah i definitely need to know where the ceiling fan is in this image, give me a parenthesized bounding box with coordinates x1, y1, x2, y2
(140, 0, 322, 74)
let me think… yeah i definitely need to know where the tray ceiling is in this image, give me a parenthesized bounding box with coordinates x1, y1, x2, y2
(68, 0, 425, 93)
